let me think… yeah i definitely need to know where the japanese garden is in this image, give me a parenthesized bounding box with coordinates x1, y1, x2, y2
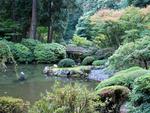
(0, 0, 150, 113)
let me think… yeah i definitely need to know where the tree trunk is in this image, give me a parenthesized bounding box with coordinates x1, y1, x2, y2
(11, 0, 17, 42)
(30, 0, 37, 39)
(143, 60, 148, 70)
(12, 0, 16, 21)
(48, 25, 53, 43)
(47, 1, 53, 43)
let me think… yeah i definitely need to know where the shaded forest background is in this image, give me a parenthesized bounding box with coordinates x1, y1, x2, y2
(1, 0, 150, 43)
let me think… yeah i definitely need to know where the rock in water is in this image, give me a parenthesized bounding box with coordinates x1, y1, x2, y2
(43, 66, 50, 74)
(53, 64, 58, 68)
(18, 72, 26, 81)
(43, 66, 55, 76)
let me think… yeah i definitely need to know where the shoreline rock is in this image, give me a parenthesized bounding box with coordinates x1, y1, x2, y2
(43, 66, 92, 79)
(43, 66, 111, 81)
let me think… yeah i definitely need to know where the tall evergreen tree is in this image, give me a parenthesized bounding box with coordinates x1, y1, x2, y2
(30, 0, 37, 39)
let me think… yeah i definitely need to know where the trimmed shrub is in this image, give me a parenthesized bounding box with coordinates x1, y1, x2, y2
(12, 43, 34, 63)
(0, 41, 12, 61)
(21, 39, 41, 51)
(92, 60, 106, 66)
(107, 42, 136, 71)
(34, 43, 66, 63)
(0, 96, 29, 113)
(29, 84, 97, 113)
(0, 40, 13, 70)
(82, 56, 95, 65)
(128, 74, 150, 113)
(58, 58, 76, 67)
(108, 36, 150, 70)
(96, 67, 149, 90)
(96, 85, 130, 113)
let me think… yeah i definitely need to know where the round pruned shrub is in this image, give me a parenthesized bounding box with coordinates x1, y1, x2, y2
(108, 42, 136, 71)
(108, 36, 150, 70)
(21, 38, 41, 51)
(12, 43, 34, 63)
(58, 58, 76, 67)
(96, 85, 130, 113)
(34, 43, 66, 63)
(0, 40, 13, 70)
(82, 56, 95, 65)
(128, 74, 150, 113)
(96, 67, 150, 90)
(0, 96, 29, 113)
(0, 41, 12, 61)
(92, 60, 106, 66)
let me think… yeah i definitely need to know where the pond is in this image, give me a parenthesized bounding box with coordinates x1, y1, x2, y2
(0, 64, 98, 103)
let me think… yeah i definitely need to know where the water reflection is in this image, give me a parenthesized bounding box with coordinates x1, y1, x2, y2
(0, 64, 97, 103)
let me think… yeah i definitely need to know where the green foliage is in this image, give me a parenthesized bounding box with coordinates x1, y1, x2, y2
(64, 8, 82, 41)
(72, 35, 92, 46)
(97, 0, 129, 9)
(0, 19, 20, 39)
(75, 0, 129, 41)
(91, 21, 124, 48)
(108, 42, 136, 70)
(34, 43, 66, 63)
(95, 48, 114, 60)
(12, 43, 33, 63)
(0, 0, 32, 39)
(96, 85, 130, 113)
(39, 0, 77, 42)
(122, 29, 140, 43)
(128, 74, 150, 113)
(21, 38, 41, 51)
(0, 40, 36, 64)
(75, 15, 92, 39)
(82, 56, 95, 65)
(29, 84, 97, 113)
(88, 6, 150, 49)
(0, 0, 77, 41)
(128, 0, 150, 7)
(0, 40, 13, 70)
(0, 96, 29, 113)
(92, 34, 108, 48)
(108, 36, 150, 70)
(92, 60, 106, 66)
(37, 27, 48, 42)
(96, 67, 149, 90)
(58, 58, 76, 67)
(0, 40, 12, 62)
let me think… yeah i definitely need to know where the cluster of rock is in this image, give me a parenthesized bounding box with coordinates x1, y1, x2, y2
(43, 66, 92, 79)
(43, 65, 111, 81)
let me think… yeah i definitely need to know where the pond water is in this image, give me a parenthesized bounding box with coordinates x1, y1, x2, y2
(0, 64, 98, 103)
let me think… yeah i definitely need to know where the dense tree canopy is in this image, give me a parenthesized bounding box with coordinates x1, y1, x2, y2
(0, 0, 78, 42)
(1, 1, 150, 113)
